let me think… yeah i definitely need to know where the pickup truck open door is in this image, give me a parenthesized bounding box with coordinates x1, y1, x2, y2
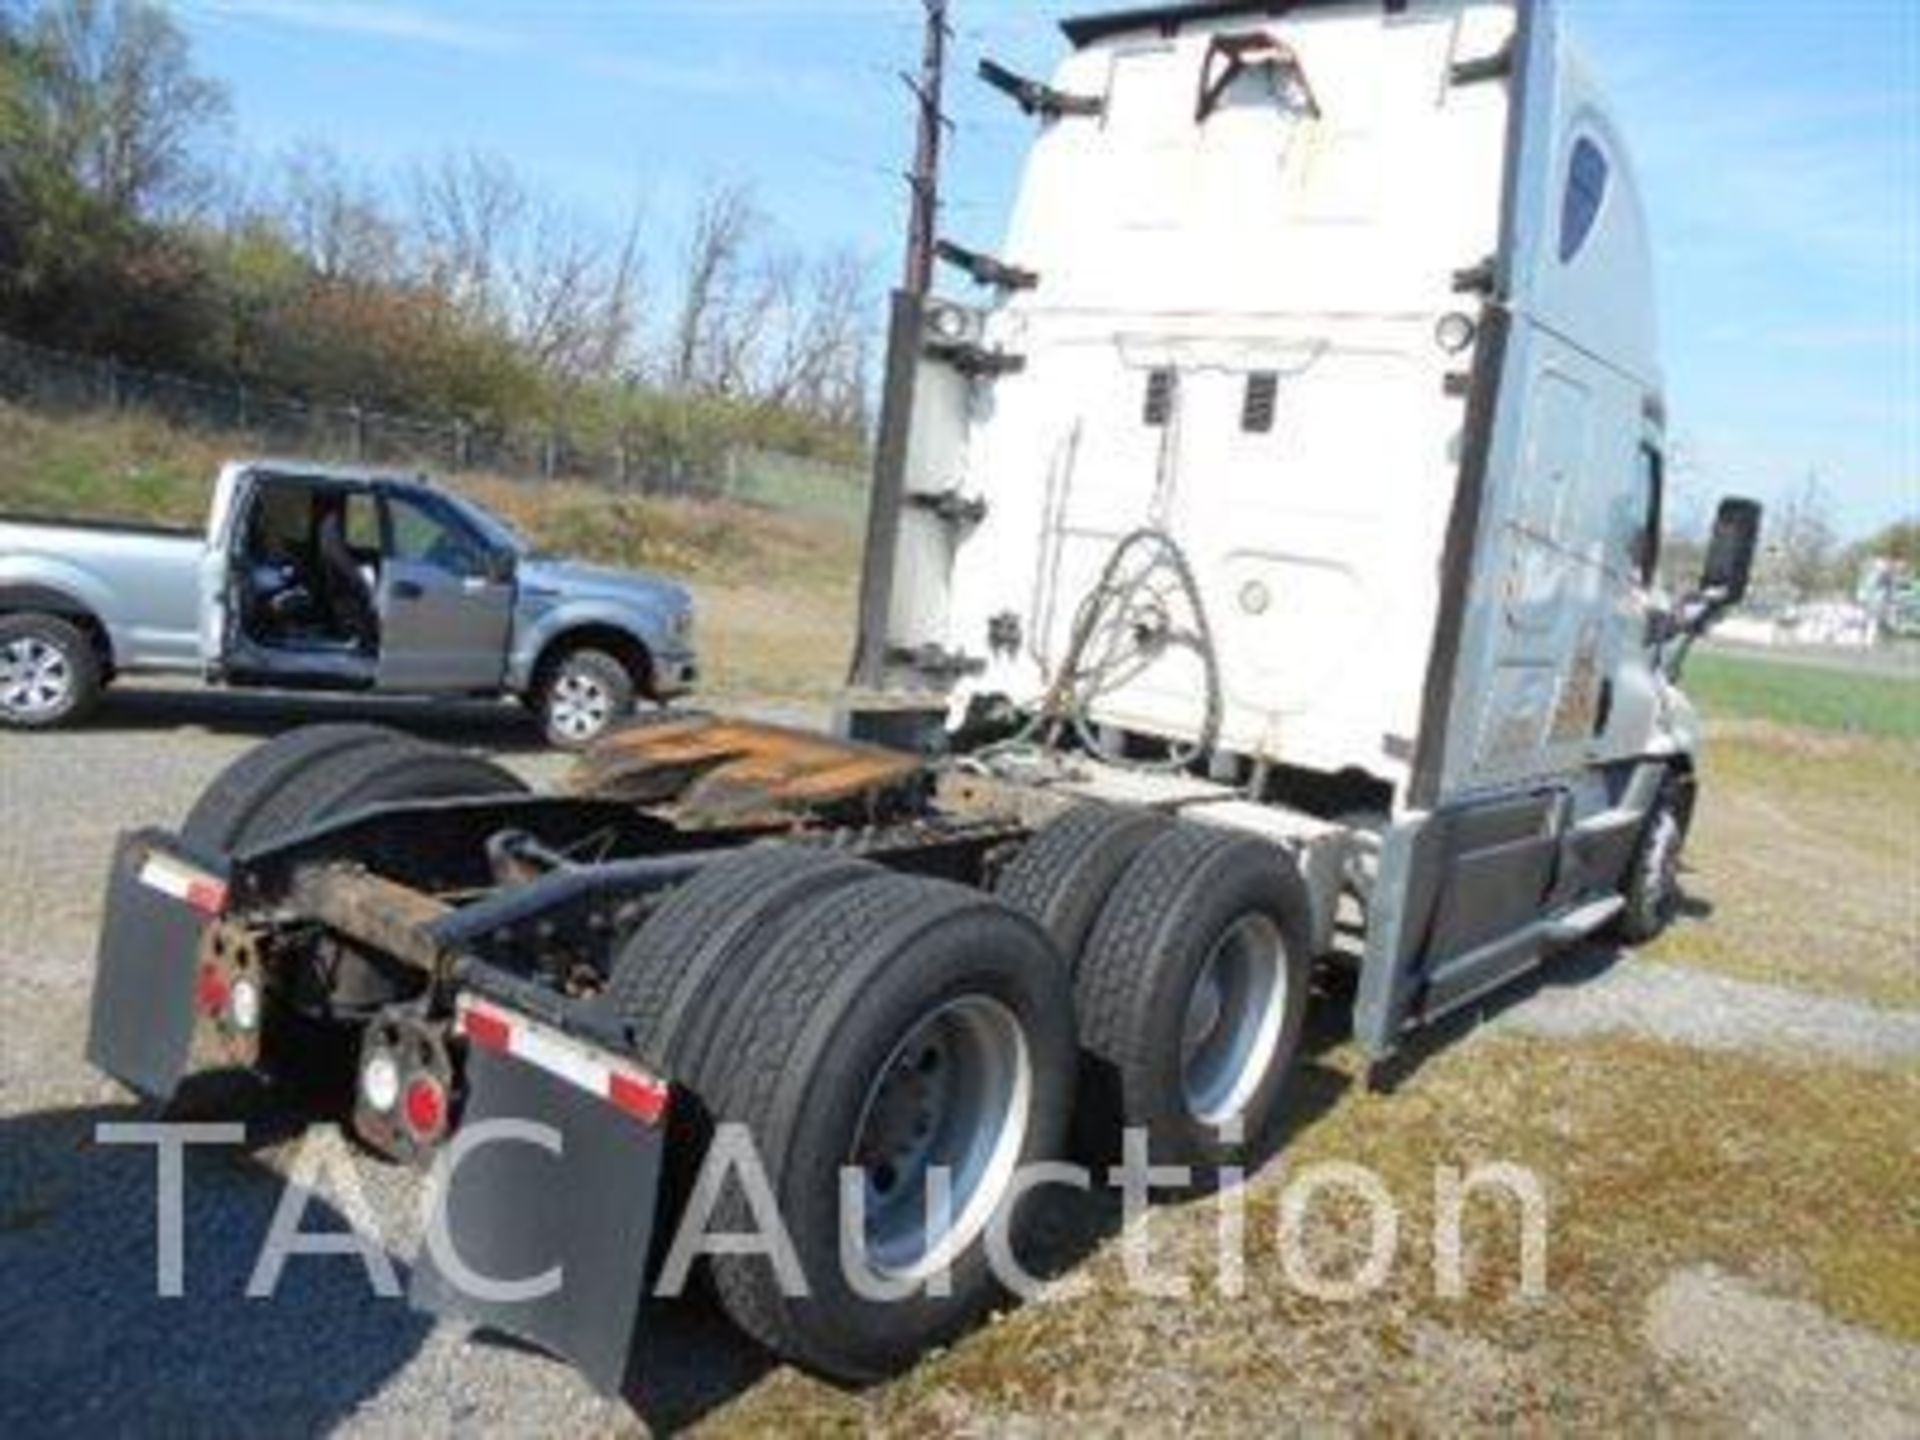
(375, 486, 514, 692)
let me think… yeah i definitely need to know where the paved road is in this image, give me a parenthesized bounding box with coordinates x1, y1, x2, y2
(0, 684, 776, 1435)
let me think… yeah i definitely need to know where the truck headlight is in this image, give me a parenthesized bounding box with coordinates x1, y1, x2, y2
(671, 608, 695, 643)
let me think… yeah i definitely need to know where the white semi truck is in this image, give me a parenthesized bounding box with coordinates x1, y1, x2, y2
(84, 0, 1757, 1395)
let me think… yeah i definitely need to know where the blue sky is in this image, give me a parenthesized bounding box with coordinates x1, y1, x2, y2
(173, 1, 1917, 539)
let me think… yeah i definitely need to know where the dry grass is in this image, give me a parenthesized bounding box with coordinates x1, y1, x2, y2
(702, 1033, 1919, 1434)
(1649, 719, 1920, 1008)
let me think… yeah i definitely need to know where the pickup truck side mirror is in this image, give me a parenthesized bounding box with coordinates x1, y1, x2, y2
(484, 548, 517, 585)
(1699, 497, 1762, 605)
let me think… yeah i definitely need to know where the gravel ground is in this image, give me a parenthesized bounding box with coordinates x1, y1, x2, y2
(0, 686, 737, 1436)
(1492, 958, 1920, 1068)
(1646, 1265, 1920, 1436)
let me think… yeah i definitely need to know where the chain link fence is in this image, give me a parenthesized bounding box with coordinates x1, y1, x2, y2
(0, 332, 870, 527)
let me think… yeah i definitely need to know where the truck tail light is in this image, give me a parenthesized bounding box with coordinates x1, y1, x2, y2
(195, 962, 231, 1019)
(403, 1074, 448, 1140)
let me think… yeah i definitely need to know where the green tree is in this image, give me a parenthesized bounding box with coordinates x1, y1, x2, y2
(1, 1, 227, 358)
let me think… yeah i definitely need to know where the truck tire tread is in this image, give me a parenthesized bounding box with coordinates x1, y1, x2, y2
(699, 873, 1073, 1379)
(237, 735, 526, 847)
(1074, 824, 1310, 1166)
(993, 803, 1170, 961)
(603, 844, 878, 1073)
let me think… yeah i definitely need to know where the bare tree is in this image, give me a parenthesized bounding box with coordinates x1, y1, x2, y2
(406, 148, 644, 389)
(762, 247, 872, 426)
(1772, 474, 1840, 600)
(669, 180, 762, 392)
(279, 143, 398, 284)
(511, 195, 645, 385)
(407, 149, 528, 323)
(22, 0, 228, 219)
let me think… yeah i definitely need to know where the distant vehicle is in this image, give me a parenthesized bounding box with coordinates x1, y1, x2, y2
(0, 460, 697, 746)
(84, 0, 1760, 1397)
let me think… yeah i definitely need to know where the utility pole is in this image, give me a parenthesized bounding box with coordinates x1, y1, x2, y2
(847, 0, 953, 702)
(902, 0, 952, 297)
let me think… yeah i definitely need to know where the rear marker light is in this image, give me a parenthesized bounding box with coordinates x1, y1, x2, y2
(456, 998, 670, 1127)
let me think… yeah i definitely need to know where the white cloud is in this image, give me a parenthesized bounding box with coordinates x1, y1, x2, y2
(194, 1, 514, 54)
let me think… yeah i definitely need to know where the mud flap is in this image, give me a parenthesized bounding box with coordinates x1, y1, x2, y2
(84, 830, 227, 1101)
(409, 993, 668, 1396)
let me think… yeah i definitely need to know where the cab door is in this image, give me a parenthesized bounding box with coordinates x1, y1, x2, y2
(375, 487, 513, 692)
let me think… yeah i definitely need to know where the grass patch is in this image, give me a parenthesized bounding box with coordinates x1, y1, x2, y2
(1651, 722, 1920, 1007)
(705, 1034, 1920, 1433)
(1689, 648, 1920, 740)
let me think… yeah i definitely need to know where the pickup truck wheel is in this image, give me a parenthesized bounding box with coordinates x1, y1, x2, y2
(0, 612, 102, 730)
(698, 873, 1074, 1382)
(993, 803, 1170, 960)
(538, 648, 637, 749)
(1074, 825, 1310, 1169)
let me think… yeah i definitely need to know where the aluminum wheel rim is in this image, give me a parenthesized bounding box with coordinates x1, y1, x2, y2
(0, 637, 73, 719)
(549, 671, 611, 740)
(850, 994, 1032, 1282)
(1180, 913, 1288, 1127)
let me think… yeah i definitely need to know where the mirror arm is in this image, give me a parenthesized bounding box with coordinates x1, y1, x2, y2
(1661, 587, 1732, 680)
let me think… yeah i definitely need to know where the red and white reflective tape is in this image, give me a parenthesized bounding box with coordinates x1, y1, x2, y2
(455, 996, 670, 1127)
(137, 850, 228, 916)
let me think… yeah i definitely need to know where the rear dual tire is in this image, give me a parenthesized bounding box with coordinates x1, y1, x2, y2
(178, 725, 527, 1099)
(999, 810, 1311, 1169)
(608, 853, 1075, 1382)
